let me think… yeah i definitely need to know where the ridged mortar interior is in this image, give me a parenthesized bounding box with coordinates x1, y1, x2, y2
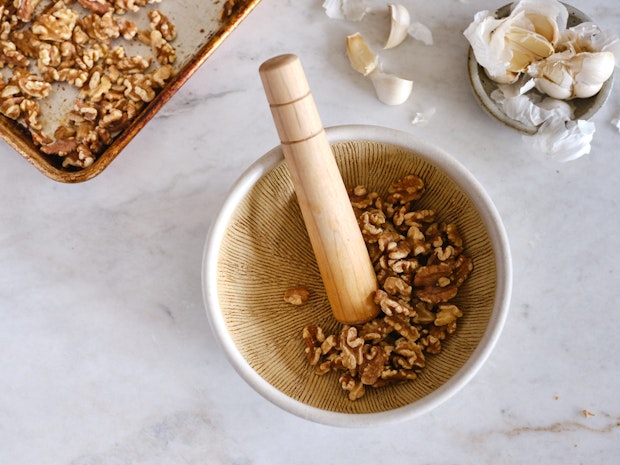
(216, 140, 497, 414)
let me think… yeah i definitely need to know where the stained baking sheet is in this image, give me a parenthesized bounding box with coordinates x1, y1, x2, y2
(0, 0, 261, 182)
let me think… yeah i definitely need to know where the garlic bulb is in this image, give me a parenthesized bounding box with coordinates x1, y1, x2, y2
(385, 3, 410, 49)
(369, 69, 413, 105)
(346, 32, 378, 76)
(529, 50, 615, 99)
(464, 0, 567, 82)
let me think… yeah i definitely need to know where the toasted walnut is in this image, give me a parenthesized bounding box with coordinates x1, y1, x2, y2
(0, 40, 30, 67)
(81, 11, 120, 43)
(302, 325, 325, 366)
(149, 29, 175, 65)
(284, 286, 310, 306)
(359, 345, 388, 385)
(383, 276, 412, 299)
(434, 304, 463, 327)
(15, 0, 42, 22)
(374, 289, 415, 317)
(387, 174, 425, 204)
(413, 263, 459, 304)
(77, 0, 112, 15)
(384, 315, 420, 343)
(17, 72, 51, 99)
(358, 318, 393, 343)
(31, 3, 79, 42)
(392, 338, 425, 369)
(339, 372, 365, 401)
(148, 10, 176, 41)
(339, 326, 364, 370)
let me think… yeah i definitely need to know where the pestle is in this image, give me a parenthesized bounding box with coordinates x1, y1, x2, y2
(259, 54, 379, 325)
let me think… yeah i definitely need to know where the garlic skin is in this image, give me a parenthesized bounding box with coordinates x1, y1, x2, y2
(323, 0, 369, 21)
(385, 3, 410, 49)
(529, 50, 615, 99)
(369, 69, 413, 105)
(346, 33, 378, 76)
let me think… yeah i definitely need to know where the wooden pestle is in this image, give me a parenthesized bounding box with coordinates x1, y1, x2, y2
(259, 54, 379, 325)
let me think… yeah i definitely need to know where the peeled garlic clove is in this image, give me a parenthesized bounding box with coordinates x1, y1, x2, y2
(369, 69, 413, 105)
(385, 3, 410, 49)
(346, 32, 378, 76)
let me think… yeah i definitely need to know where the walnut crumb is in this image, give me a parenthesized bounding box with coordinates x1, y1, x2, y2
(284, 286, 310, 305)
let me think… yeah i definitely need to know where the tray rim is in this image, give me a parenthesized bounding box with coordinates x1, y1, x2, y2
(2, 0, 262, 183)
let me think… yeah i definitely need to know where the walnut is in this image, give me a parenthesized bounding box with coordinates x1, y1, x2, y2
(15, 0, 42, 22)
(148, 10, 176, 41)
(387, 240, 411, 260)
(387, 174, 425, 204)
(382, 276, 411, 299)
(284, 286, 310, 305)
(339, 372, 365, 401)
(149, 29, 175, 65)
(339, 326, 364, 370)
(359, 345, 388, 385)
(358, 318, 392, 343)
(77, 0, 112, 15)
(0, 40, 30, 67)
(374, 289, 415, 317)
(413, 263, 459, 304)
(31, 3, 79, 42)
(81, 11, 120, 43)
(17, 72, 51, 98)
(302, 325, 325, 366)
(384, 315, 420, 343)
(392, 338, 425, 369)
(434, 304, 463, 327)
(359, 208, 385, 243)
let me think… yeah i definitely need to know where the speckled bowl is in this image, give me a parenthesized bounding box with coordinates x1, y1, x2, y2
(468, 3, 614, 134)
(202, 125, 512, 426)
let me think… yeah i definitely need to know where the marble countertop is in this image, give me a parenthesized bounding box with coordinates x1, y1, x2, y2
(2, 1, 619, 463)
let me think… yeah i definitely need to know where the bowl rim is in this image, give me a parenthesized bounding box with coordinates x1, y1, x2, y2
(202, 124, 512, 427)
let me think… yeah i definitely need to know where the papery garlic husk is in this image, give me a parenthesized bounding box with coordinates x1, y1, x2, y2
(346, 32, 378, 76)
(385, 3, 410, 49)
(323, 0, 369, 21)
(408, 21, 433, 46)
(529, 50, 615, 99)
(369, 69, 413, 105)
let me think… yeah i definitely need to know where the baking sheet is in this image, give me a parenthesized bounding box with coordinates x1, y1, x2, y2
(1, 0, 261, 182)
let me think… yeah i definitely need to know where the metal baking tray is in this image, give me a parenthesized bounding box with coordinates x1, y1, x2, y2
(1, 0, 261, 182)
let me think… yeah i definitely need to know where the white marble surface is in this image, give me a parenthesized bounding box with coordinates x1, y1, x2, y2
(1, 1, 619, 463)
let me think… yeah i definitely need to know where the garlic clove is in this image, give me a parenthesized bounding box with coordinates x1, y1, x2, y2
(525, 13, 560, 45)
(573, 51, 615, 98)
(346, 32, 378, 76)
(385, 3, 410, 49)
(530, 49, 615, 99)
(369, 69, 413, 105)
(505, 27, 554, 72)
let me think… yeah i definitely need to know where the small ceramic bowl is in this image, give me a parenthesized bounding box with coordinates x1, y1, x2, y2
(202, 125, 512, 426)
(468, 3, 614, 134)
